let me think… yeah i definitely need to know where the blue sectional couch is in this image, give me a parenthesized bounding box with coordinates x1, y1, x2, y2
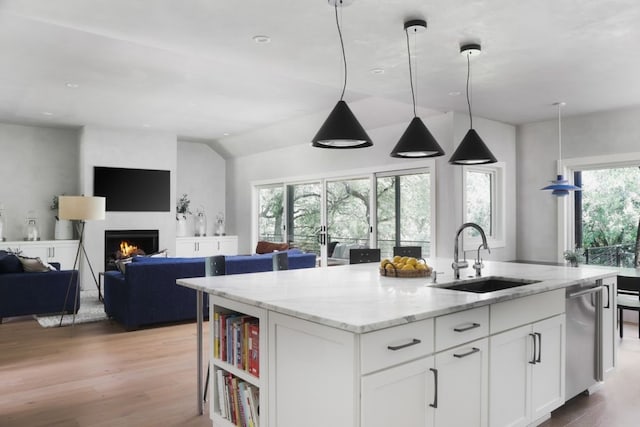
(103, 250, 316, 330)
(0, 260, 80, 322)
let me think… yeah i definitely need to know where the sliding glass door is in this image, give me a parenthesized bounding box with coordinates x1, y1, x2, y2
(286, 182, 322, 256)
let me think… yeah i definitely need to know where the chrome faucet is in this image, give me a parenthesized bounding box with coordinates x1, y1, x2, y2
(452, 222, 490, 279)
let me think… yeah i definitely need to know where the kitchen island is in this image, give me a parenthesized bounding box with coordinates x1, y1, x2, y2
(177, 259, 618, 427)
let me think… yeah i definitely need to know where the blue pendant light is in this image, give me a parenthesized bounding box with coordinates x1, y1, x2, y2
(312, 0, 372, 149)
(541, 102, 581, 196)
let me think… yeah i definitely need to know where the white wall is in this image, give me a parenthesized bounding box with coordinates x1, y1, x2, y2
(177, 140, 226, 236)
(517, 106, 640, 262)
(79, 126, 178, 289)
(0, 122, 79, 241)
(227, 112, 517, 260)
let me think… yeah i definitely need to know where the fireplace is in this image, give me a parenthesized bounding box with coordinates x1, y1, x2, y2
(104, 229, 159, 271)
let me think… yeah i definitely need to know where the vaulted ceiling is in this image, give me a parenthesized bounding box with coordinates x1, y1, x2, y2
(1, 0, 639, 156)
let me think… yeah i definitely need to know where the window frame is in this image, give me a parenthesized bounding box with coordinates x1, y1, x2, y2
(461, 162, 506, 251)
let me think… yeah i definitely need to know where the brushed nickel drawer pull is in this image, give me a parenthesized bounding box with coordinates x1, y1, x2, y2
(453, 322, 481, 332)
(387, 338, 421, 351)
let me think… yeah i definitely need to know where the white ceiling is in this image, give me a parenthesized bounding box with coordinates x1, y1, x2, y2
(1, 0, 639, 157)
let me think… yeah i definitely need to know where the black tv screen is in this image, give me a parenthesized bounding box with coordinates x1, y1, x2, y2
(94, 167, 170, 212)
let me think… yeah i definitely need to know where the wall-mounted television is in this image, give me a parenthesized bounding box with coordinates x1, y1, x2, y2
(94, 166, 170, 212)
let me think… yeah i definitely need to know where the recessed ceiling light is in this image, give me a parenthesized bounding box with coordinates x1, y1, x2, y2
(65, 83, 79, 88)
(448, 91, 461, 96)
(253, 35, 271, 44)
(41, 111, 54, 116)
(369, 68, 385, 75)
(223, 132, 230, 136)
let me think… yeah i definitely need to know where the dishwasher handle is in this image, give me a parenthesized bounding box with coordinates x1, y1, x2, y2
(567, 286, 603, 299)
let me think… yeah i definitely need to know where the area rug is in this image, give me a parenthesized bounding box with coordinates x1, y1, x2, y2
(35, 290, 108, 327)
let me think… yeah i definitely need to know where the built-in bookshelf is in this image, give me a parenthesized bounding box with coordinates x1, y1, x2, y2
(210, 297, 267, 427)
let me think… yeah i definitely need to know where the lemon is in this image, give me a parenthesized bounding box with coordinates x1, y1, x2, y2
(416, 263, 427, 270)
(393, 255, 402, 263)
(380, 259, 391, 267)
(406, 257, 417, 266)
(402, 264, 415, 270)
(400, 256, 409, 264)
(385, 263, 395, 270)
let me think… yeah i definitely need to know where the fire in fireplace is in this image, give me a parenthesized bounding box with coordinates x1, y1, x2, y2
(104, 230, 159, 271)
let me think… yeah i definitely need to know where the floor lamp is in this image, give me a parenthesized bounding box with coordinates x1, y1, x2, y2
(58, 196, 106, 327)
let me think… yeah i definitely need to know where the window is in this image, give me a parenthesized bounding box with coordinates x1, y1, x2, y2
(257, 185, 284, 242)
(462, 163, 505, 249)
(376, 170, 431, 259)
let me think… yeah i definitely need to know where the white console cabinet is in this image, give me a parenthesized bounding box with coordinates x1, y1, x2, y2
(0, 240, 78, 269)
(175, 236, 238, 257)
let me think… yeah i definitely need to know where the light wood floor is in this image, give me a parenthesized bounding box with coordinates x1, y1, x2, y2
(1, 317, 639, 427)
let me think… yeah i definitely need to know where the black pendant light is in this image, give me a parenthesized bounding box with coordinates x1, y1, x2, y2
(541, 102, 582, 196)
(312, 0, 372, 149)
(449, 43, 497, 165)
(390, 20, 444, 158)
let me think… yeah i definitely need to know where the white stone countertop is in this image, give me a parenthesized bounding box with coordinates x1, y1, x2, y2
(177, 259, 619, 333)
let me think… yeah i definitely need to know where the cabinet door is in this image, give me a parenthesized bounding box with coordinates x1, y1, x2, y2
(601, 277, 616, 375)
(489, 324, 532, 427)
(48, 242, 79, 269)
(361, 356, 435, 427)
(195, 239, 217, 257)
(175, 239, 195, 257)
(216, 236, 238, 255)
(530, 315, 565, 420)
(434, 338, 488, 427)
(17, 244, 49, 262)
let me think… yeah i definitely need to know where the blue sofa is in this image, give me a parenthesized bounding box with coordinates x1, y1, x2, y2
(103, 250, 316, 330)
(0, 260, 80, 322)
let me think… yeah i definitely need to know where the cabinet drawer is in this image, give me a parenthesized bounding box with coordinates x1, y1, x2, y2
(361, 318, 434, 375)
(491, 289, 565, 334)
(435, 306, 489, 352)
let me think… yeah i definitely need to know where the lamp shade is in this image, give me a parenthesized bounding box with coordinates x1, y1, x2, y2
(449, 129, 497, 165)
(391, 117, 445, 158)
(312, 101, 373, 149)
(58, 196, 106, 221)
(541, 174, 582, 197)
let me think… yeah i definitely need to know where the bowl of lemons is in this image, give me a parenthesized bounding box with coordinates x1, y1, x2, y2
(379, 256, 432, 278)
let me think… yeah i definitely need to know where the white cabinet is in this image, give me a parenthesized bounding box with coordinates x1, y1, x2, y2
(489, 314, 565, 427)
(601, 277, 617, 376)
(0, 240, 78, 269)
(175, 236, 238, 257)
(362, 356, 435, 427)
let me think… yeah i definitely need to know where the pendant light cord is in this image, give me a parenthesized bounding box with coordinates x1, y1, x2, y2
(466, 52, 473, 129)
(557, 103, 562, 161)
(334, 3, 347, 101)
(405, 28, 417, 117)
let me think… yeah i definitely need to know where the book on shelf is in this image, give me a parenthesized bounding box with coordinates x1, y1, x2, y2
(216, 311, 259, 376)
(216, 370, 259, 427)
(213, 312, 220, 358)
(248, 323, 259, 377)
(216, 369, 227, 419)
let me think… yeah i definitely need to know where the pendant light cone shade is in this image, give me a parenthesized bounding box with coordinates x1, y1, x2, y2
(449, 129, 497, 164)
(312, 100, 372, 148)
(449, 43, 497, 165)
(541, 102, 581, 196)
(542, 174, 581, 197)
(313, 1, 372, 149)
(390, 19, 444, 158)
(391, 117, 444, 158)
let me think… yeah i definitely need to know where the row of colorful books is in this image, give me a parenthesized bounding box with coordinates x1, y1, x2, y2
(216, 370, 259, 427)
(213, 312, 259, 377)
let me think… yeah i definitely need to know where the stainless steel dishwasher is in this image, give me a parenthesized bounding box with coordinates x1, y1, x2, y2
(565, 281, 604, 400)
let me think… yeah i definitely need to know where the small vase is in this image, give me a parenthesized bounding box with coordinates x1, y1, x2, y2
(54, 219, 74, 240)
(176, 215, 188, 237)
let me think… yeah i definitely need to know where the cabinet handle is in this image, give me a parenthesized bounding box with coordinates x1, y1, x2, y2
(453, 322, 480, 333)
(603, 284, 610, 309)
(387, 338, 421, 351)
(429, 368, 438, 408)
(529, 333, 537, 364)
(453, 347, 480, 359)
(535, 332, 542, 363)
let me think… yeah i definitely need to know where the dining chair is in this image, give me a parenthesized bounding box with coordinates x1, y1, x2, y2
(349, 248, 381, 264)
(272, 251, 289, 271)
(616, 275, 640, 338)
(393, 246, 422, 259)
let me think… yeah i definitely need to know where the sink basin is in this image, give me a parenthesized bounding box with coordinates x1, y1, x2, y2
(438, 277, 541, 293)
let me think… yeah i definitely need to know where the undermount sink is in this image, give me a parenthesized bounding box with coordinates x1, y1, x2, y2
(437, 277, 541, 293)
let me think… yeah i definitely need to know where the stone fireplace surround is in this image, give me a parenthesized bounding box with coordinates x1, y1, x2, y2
(104, 229, 159, 271)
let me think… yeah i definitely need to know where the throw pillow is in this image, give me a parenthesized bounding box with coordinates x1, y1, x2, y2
(0, 252, 24, 274)
(149, 249, 168, 258)
(115, 257, 133, 274)
(256, 241, 289, 254)
(18, 256, 52, 272)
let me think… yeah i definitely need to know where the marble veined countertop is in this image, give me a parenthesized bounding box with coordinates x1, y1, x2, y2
(177, 259, 618, 333)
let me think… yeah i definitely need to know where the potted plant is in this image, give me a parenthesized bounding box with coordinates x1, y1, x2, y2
(50, 195, 73, 240)
(176, 194, 191, 237)
(563, 248, 584, 267)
